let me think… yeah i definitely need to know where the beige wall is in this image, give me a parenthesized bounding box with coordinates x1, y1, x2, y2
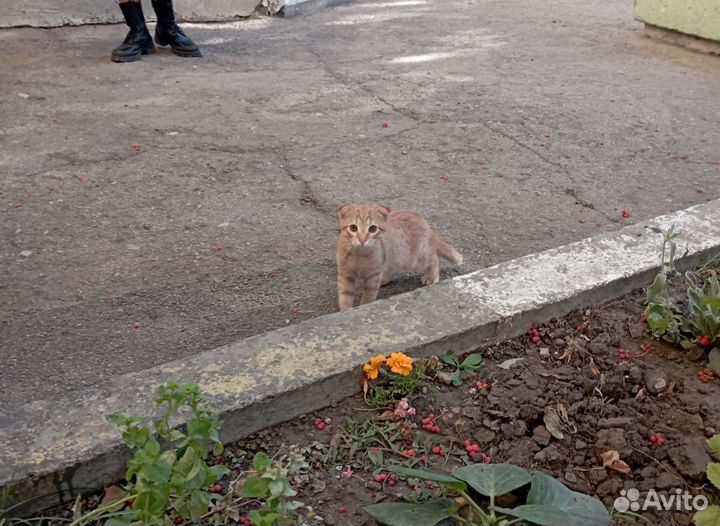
(635, 0, 720, 42)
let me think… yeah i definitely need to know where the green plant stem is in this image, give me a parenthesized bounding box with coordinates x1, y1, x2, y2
(67, 495, 133, 526)
(459, 490, 491, 525)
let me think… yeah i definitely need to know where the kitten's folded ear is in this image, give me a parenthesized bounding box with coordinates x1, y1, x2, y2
(374, 205, 391, 219)
(338, 204, 354, 219)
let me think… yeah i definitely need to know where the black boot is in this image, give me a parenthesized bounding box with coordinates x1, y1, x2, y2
(112, 1, 155, 63)
(151, 0, 202, 58)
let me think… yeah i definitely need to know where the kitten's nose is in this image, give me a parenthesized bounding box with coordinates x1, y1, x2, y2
(359, 237, 367, 245)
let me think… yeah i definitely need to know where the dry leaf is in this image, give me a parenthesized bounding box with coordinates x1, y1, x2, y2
(658, 380, 676, 399)
(559, 348, 574, 362)
(556, 403, 568, 422)
(544, 407, 564, 439)
(635, 386, 647, 401)
(600, 450, 631, 474)
(378, 410, 395, 421)
(600, 450, 620, 466)
(589, 357, 601, 378)
(100, 485, 126, 511)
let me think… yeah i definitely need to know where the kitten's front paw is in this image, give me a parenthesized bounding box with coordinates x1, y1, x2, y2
(420, 274, 439, 286)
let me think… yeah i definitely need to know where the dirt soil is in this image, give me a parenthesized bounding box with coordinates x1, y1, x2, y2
(44, 290, 720, 526)
(213, 289, 719, 526)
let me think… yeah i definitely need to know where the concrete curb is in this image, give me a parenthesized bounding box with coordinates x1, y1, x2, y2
(2, 200, 720, 513)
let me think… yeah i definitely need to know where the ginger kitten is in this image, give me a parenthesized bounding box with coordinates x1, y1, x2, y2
(336, 204, 463, 311)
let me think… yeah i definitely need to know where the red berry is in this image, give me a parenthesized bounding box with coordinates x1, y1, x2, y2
(464, 440, 471, 447)
(532, 335, 541, 343)
(374, 474, 387, 482)
(339, 507, 347, 514)
(315, 420, 326, 430)
(432, 446, 442, 455)
(622, 210, 631, 219)
(215, 455, 225, 464)
(132, 322, 141, 329)
(406, 448, 416, 457)
(382, 122, 389, 128)
(471, 444, 480, 453)
(650, 434, 658, 443)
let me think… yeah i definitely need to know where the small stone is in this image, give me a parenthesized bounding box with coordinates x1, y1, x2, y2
(564, 471, 578, 484)
(667, 437, 712, 480)
(645, 368, 668, 395)
(705, 427, 717, 437)
(19, 250, 33, 257)
(628, 322, 645, 339)
(532, 425, 552, 446)
(575, 439, 587, 450)
(501, 420, 527, 438)
(365, 481, 382, 491)
(628, 366, 643, 384)
(655, 472, 679, 489)
(534, 445, 564, 466)
(588, 342, 609, 354)
(599, 417, 633, 429)
(595, 428, 627, 454)
(436, 371, 454, 385)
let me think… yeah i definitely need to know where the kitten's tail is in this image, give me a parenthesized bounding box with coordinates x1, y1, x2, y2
(433, 235, 464, 265)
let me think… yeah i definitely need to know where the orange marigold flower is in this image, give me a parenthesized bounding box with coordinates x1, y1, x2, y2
(386, 352, 413, 376)
(363, 355, 387, 380)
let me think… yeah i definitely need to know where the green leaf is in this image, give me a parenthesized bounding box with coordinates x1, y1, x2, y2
(142, 437, 161, 458)
(141, 458, 172, 484)
(205, 464, 230, 486)
(695, 505, 720, 526)
(708, 435, 720, 455)
(253, 452, 272, 472)
(460, 353, 483, 371)
(107, 413, 130, 427)
(174, 446, 198, 476)
(709, 349, 720, 376)
(103, 513, 136, 526)
(496, 504, 574, 525)
(453, 463, 531, 498)
(365, 500, 457, 526)
(708, 463, 720, 491)
(250, 510, 279, 526)
(134, 485, 169, 522)
(525, 471, 609, 526)
(368, 448, 384, 467)
(242, 476, 270, 498)
(386, 466, 467, 492)
(188, 489, 211, 520)
(122, 426, 151, 450)
(440, 351, 458, 367)
(452, 369, 462, 387)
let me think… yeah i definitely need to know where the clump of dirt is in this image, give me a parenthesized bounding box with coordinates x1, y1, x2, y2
(227, 290, 720, 526)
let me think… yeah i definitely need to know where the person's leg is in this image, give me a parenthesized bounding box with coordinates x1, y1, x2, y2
(112, 0, 155, 63)
(151, 0, 202, 58)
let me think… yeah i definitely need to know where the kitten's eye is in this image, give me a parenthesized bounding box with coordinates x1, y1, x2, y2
(368, 225, 378, 233)
(349, 224, 358, 232)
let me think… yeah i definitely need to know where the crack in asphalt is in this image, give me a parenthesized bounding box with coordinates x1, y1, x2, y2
(279, 151, 325, 212)
(480, 122, 619, 222)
